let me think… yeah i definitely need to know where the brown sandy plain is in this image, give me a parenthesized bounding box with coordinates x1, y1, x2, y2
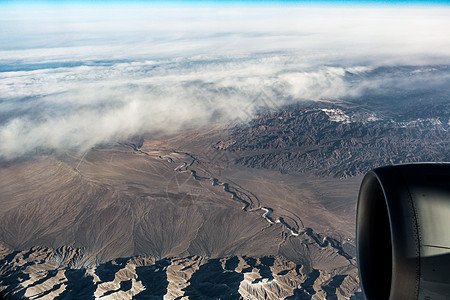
(0, 126, 361, 298)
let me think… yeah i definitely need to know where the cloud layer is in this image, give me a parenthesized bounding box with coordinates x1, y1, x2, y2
(0, 5, 449, 159)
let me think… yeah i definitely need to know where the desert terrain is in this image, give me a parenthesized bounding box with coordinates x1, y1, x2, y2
(2, 98, 448, 299)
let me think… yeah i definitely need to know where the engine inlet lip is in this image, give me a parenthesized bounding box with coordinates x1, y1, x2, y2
(357, 165, 421, 300)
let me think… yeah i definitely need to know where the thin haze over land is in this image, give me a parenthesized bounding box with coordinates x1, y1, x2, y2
(0, 3, 449, 159)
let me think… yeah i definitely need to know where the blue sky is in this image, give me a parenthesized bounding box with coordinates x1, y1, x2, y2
(1, 0, 449, 7)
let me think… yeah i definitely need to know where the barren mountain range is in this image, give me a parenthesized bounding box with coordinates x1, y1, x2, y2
(218, 102, 449, 178)
(1, 94, 448, 298)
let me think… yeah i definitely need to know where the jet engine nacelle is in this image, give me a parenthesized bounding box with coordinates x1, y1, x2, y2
(357, 163, 450, 299)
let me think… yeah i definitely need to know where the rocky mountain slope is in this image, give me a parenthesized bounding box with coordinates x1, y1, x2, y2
(216, 102, 449, 178)
(0, 136, 361, 299)
(0, 245, 361, 299)
(1, 95, 447, 299)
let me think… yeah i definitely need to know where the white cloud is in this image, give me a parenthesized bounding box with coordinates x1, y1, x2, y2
(0, 5, 449, 159)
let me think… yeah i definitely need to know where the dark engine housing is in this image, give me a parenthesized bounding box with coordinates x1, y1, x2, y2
(357, 163, 450, 299)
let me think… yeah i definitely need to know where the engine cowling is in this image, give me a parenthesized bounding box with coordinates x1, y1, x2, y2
(357, 163, 450, 299)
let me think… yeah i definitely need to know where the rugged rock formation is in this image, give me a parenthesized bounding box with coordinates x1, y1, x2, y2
(3, 96, 445, 298)
(0, 245, 361, 299)
(216, 103, 449, 178)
